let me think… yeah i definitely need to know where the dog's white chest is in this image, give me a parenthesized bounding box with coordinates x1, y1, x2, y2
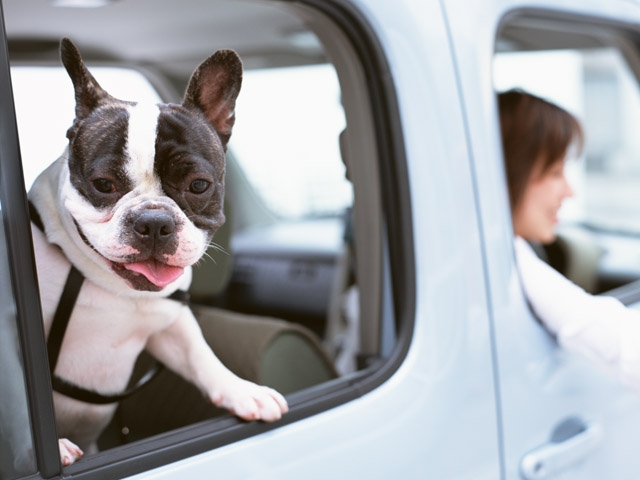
(56, 283, 185, 389)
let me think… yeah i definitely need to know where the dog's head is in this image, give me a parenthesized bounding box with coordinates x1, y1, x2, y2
(59, 38, 241, 292)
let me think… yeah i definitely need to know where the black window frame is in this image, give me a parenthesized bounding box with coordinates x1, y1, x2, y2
(0, 4, 61, 479)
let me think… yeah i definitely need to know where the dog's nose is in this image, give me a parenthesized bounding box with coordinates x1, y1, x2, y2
(133, 210, 176, 245)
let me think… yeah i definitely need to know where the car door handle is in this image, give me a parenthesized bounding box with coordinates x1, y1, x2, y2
(519, 417, 603, 480)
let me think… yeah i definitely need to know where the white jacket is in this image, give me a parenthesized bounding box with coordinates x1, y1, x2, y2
(514, 236, 640, 389)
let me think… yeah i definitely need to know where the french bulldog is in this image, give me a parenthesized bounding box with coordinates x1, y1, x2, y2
(28, 38, 288, 467)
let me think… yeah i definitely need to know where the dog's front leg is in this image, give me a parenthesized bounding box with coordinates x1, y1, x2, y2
(145, 308, 288, 422)
(58, 438, 83, 466)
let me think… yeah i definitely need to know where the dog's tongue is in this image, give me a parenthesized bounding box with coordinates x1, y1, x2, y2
(124, 260, 184, 287)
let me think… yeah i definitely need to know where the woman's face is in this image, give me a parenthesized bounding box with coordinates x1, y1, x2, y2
(512, 157, 574, 244)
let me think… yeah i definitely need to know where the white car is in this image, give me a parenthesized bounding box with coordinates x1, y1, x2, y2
(2, 0, 640, 478)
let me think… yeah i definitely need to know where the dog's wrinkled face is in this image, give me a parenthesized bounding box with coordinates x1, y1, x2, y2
(64, 101, 226, 291)
(60, 38, 242, 291)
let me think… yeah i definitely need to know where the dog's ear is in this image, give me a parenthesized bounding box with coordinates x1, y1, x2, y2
(60, 37, 115, 121)
(183, 50, 243, 150)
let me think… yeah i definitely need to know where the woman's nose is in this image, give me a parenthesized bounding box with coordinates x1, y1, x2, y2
(562, 174, 574, 198)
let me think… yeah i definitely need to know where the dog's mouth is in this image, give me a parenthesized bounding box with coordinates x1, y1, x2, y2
(124, 260, 184, 287)
(71, 215, 187, 291)
(111, 259, 185, 291)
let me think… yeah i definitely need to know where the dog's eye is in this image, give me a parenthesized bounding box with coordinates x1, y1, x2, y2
(93, 178, 115, 194)
(189, 179, 210, 194)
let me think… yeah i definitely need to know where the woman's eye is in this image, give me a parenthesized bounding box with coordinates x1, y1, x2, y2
(189, 179, 211, 194)
(546, 163, 565, 178)
(93, 178, 115, 194)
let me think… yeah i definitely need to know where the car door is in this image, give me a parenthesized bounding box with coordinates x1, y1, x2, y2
(444, 0, 640, 478)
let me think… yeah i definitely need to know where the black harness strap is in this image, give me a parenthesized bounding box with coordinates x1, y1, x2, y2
(50, 360, 164, 405)
(46, 265, 84, 373)
(29, 201, 190, 404)
(29, 200, 45, 231)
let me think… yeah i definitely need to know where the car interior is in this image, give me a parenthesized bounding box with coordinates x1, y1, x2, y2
(495, 12, 640, 304)
(2, 0, 408, 467)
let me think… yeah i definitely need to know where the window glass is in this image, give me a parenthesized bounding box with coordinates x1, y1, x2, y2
(0, 214, 36, 479)
(5, 1, 372, 471)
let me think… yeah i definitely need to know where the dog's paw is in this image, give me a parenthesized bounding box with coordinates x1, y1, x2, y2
(211, 378, 289, 422)
(59, 438, 83, 466)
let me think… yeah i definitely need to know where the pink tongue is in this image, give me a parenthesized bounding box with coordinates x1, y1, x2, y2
(124, 260, 185, 287)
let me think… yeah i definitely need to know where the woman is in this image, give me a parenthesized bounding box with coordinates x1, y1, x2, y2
(500, 89, 640, 389)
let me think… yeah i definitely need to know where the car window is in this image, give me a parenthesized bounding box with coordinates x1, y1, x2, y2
(2, 0, 407, 476)
(494, 47, 640, 233)
(494, 28, 640, 294)
(0, 214, 36, 479)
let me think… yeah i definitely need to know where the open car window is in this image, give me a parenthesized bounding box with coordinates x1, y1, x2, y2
(494, 47, 640, 234)
(495, 19, 640, 296)
(0, 0, 411, 477)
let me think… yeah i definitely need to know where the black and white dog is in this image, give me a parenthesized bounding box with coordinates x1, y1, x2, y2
(28, 38, 287, 466)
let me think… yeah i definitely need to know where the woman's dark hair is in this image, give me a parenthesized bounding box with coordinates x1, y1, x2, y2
(498, 89, 584, 210)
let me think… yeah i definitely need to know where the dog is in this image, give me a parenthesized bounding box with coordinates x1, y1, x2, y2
(28, 38, 288, 466)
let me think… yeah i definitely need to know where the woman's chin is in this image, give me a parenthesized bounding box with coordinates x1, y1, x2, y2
(539, 230, 557, 245)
